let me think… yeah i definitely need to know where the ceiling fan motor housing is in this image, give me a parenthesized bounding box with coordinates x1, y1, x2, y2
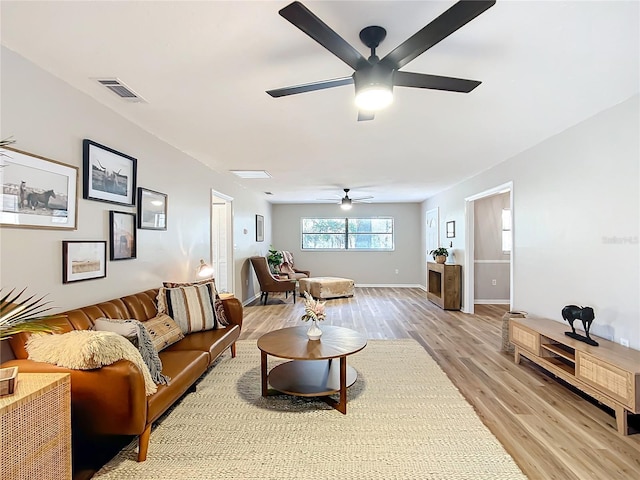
(353, 65, 394, 110)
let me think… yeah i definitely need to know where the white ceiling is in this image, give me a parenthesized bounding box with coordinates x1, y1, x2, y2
(1, 1, 638, 204)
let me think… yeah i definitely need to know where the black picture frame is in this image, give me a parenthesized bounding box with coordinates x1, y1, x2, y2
(62, 241, 107, 283)
(137, 187, 167, 230)
(109, 211, 137, 260)
(83, 139, 137, 206)
(446, 221, 456, 238)
(256, 214, 264, 242)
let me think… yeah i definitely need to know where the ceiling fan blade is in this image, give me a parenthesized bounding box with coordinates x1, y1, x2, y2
(380, 0, 496, 70)
(394, 71, 480, 93)
(267, 76, 353, 98)
(353, 196, 374, 203)
(357, 111, 375, 121)
(279, 1, 368, 71)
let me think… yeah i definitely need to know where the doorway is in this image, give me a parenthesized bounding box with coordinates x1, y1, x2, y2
(425, 207, 439, 288)
(211, 190, 233, 293)
(463, 182, 513, 314)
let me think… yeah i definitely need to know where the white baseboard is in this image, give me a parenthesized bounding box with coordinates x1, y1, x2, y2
(242, 293, 261, 307)
(474, 299, 510, 305)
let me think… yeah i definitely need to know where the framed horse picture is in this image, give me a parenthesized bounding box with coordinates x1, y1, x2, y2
(0, 147, 79, 230)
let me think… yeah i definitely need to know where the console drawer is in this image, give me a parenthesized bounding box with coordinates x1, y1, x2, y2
(510, 322, 540, 354)
(577, 352, 634, 409)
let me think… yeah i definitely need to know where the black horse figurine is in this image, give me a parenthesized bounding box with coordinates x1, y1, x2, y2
(562, 305, 598, 346)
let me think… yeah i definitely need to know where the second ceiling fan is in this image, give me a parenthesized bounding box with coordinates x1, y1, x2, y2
(319, 189, 373, 210)
(267, 1, 495, 121)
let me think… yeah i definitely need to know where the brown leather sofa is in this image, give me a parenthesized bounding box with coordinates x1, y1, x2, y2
(1, 288, 243, 462)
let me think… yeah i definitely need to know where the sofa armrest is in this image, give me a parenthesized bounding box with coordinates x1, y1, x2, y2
(294, 268, 311, 277)
(1, 358, 148, 436)
(221, 296, 243, 328)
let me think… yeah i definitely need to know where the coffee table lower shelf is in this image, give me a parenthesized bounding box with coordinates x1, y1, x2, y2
(263, 359, 357, 414)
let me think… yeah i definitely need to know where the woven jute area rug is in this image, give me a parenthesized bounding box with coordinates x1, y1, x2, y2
(95, 339, 526, 479)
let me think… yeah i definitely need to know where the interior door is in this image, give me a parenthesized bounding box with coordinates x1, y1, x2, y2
(211, 190, 233, 293)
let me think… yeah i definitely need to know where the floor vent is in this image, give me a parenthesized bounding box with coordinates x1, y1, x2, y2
(94, 78, 146, 102)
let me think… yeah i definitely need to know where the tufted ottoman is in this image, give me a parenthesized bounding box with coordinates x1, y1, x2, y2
(299, 277, 355, 300)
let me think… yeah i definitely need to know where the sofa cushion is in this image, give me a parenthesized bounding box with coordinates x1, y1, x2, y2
(164, 324, 240, 362)
(162, 279, 229, 327)
(157, 284, 217, 334)
(148, 350, 209, 423)
(143, 314, 184, 351)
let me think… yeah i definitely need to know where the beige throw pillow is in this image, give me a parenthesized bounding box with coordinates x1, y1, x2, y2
(94, 317, 139, 346)
(143, 314, 184, 351)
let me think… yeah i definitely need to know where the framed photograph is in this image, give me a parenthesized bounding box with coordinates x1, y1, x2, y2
(83, 139, 137, 206)
(62, 241, 107, 283)
(446, 221, 456, 238)
(0, 147, 78, 230)
(256, 214, 264, 242)
(137, 187, 167, 230)
(109, 211, 137, 260)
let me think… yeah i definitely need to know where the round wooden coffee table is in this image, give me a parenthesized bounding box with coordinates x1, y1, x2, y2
(257, 326, 367, 414)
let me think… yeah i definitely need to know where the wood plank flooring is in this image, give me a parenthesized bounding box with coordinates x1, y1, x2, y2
(241, 287, 640, 480)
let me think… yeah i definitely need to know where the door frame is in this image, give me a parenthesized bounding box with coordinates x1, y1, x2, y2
(211, 189, 234, 294)
(463, 181, 513, 314)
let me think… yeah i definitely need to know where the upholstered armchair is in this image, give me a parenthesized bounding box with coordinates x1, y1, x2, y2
(278, 251, 310, 281)
(249, 256, 297, 305)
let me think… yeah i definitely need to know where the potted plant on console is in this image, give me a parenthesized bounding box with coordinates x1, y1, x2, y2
(429, 247, 449, 264)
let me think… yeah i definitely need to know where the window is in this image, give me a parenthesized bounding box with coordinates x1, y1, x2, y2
(302, 217, 394, 251)
(502, 208, 512, 253)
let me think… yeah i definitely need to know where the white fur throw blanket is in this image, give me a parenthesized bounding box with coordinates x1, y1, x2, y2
(26, 330, 157, 395)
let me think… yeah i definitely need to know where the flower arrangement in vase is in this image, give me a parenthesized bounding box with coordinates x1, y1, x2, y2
(301, 291, 326, 340)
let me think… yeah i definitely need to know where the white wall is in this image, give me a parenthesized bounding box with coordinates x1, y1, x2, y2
(272, 203, 422, 286)
(422, 95, 640, 349)
(0, 47, 271, 312)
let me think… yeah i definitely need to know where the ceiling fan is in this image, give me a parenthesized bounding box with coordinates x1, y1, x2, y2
(267, 1, 495, 121)
(319, 189, 374, 210)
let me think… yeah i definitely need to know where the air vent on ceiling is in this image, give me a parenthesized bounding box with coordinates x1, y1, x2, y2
(94, 78, 146, 103)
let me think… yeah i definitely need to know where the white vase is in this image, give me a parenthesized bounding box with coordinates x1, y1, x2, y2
(307, 320, 322, 341)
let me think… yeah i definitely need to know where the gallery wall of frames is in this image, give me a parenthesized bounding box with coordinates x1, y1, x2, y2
(1, 139, 168, 284)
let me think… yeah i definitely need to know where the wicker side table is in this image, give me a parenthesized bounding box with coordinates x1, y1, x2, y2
(0, 373, 72, 480)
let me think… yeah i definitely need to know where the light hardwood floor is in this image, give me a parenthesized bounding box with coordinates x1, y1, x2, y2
(240, 287, 640, 480)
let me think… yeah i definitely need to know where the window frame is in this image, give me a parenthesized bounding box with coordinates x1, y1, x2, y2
(301, 216, 395, 251)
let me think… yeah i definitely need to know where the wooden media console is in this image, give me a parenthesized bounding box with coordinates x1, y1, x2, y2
(509, 316, 640, 435)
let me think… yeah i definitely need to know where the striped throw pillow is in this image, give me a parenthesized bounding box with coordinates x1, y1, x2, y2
(160, 279, 229, 328)
(159, 284, 216, 334)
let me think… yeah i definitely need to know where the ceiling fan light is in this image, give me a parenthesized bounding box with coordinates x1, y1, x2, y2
(354, 86, 393, 111)
(341, 197, 352, 210)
